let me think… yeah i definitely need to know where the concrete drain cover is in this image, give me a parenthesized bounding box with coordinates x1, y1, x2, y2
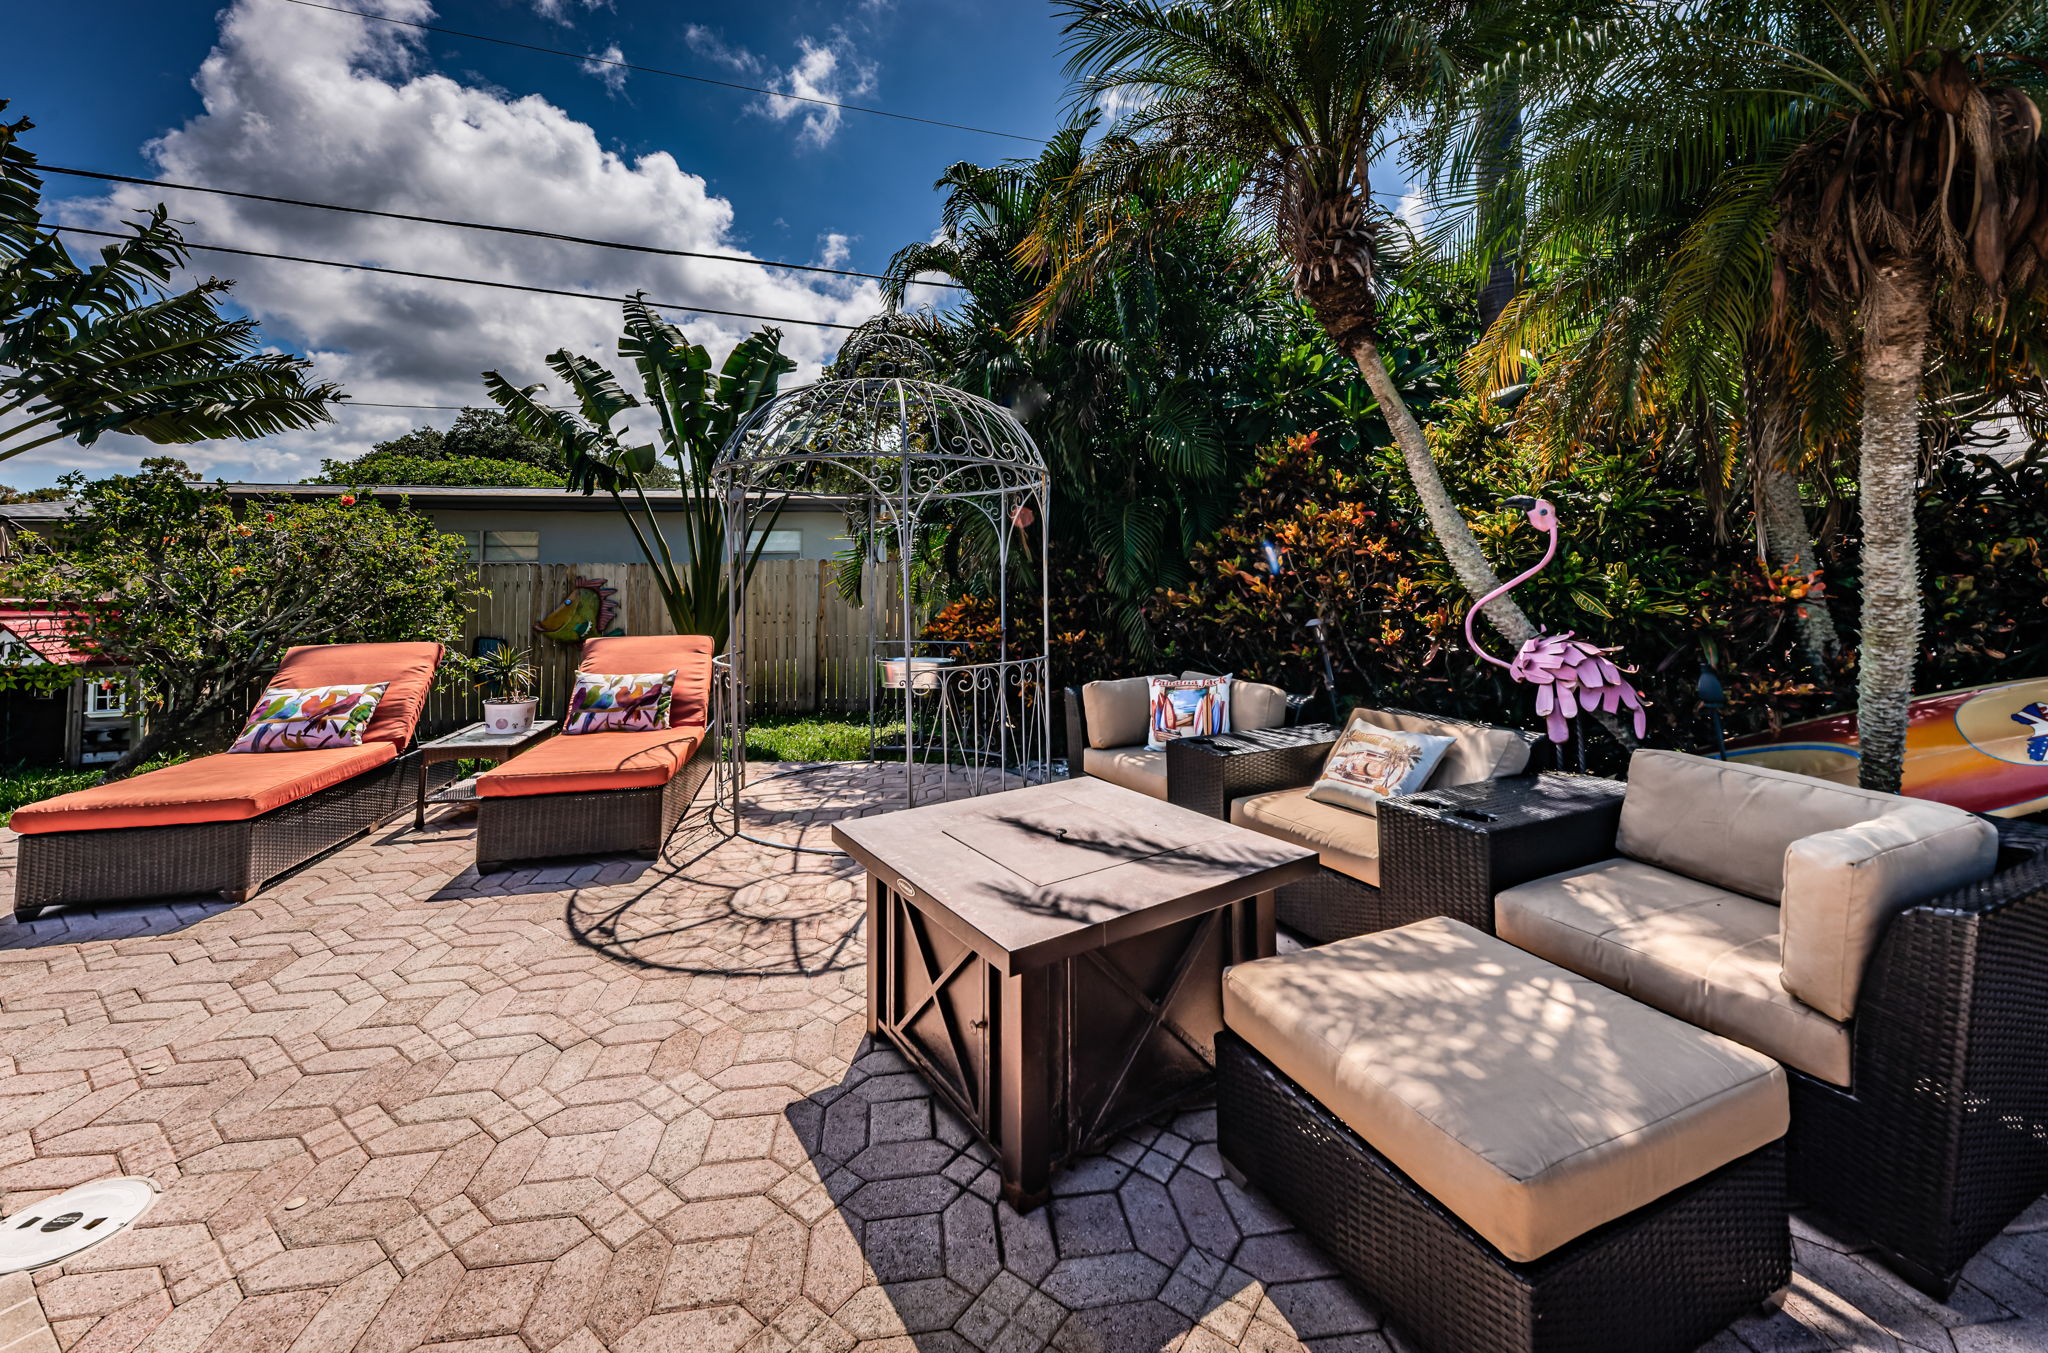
(0, 1178, 159, 1274)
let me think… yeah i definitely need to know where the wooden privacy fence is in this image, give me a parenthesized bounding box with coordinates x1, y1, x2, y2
(422, 560, 917, 732)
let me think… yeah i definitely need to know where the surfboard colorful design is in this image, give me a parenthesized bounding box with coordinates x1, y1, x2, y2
(1723, 677, 2048, 817)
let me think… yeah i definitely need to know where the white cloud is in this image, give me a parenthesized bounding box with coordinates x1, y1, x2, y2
(531, 0, 609, 24)
(23, 0, 880, 487)
(764, 37, 876, 149)
(817, 233, 852, 269)
(579, 44, 627, 94)
(682, 26, 875, 150)
(682, 25, 760, 75)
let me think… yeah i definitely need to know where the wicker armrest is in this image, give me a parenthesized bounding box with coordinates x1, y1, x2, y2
(1165, 723, 1342, 819)
(1377, 774, 1626, 934)
(1062, 686, 1087, 770)
(1795, 818, 2048, 1294)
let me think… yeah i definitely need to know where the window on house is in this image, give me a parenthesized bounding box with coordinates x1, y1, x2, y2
(747, 529, 804, 556)
(84, 679, 126, 717)
(481, 530, 540, 562)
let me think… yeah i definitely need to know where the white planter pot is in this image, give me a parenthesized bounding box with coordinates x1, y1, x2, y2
(482, 698, 537, 734)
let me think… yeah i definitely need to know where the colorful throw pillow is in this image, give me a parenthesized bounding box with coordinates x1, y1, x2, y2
(565, 670, 675, 735)
(230, 683, 389, 753)
(1146, 676, 1231, 750)
(1306, 717, 1456, 814)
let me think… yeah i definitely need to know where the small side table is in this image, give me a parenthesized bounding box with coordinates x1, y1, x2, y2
(1377, 774, 1626, 932)
(412, 721, 558, 830)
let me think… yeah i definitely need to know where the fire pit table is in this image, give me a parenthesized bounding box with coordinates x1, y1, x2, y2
(833, 776, 1317, 1210)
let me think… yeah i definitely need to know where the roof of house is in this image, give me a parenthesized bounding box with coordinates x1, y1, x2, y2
(0, 609, 100, 666)
(0, 483, 857, 523)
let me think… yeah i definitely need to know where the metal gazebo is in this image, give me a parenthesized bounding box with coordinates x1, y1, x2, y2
(708, 359, 1053, 842)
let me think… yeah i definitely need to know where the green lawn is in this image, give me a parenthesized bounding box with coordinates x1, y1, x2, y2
(744, 716, 903, 762)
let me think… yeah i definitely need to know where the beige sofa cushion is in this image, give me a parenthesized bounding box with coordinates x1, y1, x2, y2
(1346, 707, 1531, 792)
(1080, 746, 1167, 800)
(1780, 804, 1998, 1019)
(1081, 677, 1155, 750)
(1496, 858, 1852, 1084)
(1223, 916, 1787, 1263)
(1230, 788, 1380, 886)
(1616, 747, 1975, 904)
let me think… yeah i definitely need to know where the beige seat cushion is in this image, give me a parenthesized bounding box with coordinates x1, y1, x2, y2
(1231, 787, 1380, 886)
(1496, 858, 1852, 1085)
(1081, 677, 1156, 750)
(1347, 707, 1531, 792)
(1184, 672, 1288, 733)
(1080, 746, 1167, 800)
(1223, 917, 1787, 1263)
(1617, 747, 1985, 904)
(1780, 804, 1997, 1019)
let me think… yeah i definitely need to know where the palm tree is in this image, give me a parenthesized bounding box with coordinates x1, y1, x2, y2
(1, 109, 339, 461)
(1052, 0, 1601, 653)
(884, 118, 1296, 649)
(1491, 0, 2048, 791)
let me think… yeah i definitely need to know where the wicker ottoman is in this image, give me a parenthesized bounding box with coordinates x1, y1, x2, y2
(1219, 917, 1790, 1353)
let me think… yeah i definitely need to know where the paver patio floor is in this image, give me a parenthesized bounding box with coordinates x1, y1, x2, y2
(1, 763, 2045, 1353)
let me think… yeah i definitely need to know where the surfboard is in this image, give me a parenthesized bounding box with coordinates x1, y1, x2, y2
(1722, 677, 2048, 817)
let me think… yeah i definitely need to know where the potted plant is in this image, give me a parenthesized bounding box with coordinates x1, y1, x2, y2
(473, 645, 539, 734)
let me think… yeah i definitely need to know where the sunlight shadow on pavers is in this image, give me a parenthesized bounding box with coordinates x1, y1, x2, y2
(784, 1035, 1390, 1352)
(0, 895, 236, 948)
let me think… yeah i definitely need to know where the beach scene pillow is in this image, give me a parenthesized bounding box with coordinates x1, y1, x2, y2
(1146, 676, 1231, 751)
(230, 682, 389, 753)
(1307, 720, 1456, 814)
(565, 670, 675, 735)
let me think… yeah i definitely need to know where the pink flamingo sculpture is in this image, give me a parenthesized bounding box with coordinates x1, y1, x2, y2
(1464, 496, 1648, 742)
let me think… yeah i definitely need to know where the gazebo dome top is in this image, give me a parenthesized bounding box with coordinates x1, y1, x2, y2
(711, 375, 1046, 507)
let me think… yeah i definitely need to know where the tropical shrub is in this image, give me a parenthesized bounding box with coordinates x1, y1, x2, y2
(3, 460, 477, 778)
(1149, 425, 1841, 765)
(313, 408, 572, 488)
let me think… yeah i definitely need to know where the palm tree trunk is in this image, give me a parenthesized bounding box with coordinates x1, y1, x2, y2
(1344, 335, 1534, 648)
(1853, 261, 1931, 794)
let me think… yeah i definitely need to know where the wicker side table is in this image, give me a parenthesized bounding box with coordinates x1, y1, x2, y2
(1377, 774, 1626, 932)
(1165, 723, 1343, 819)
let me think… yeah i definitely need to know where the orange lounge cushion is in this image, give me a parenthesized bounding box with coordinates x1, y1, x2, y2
(579, 636, 714, 728)
(476, 725, 705, 798)
(9, 743, 397, 834)
(270, 642, 444, 748)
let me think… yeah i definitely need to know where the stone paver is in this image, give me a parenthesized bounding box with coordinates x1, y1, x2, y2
(0, 761, 2043, 1352)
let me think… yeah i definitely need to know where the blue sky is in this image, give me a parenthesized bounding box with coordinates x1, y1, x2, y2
(3, 0, 1075, 486)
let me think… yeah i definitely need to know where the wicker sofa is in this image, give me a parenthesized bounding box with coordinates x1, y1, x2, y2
(11, 641, 445, 918)
(1165, 707, 1538, 942)
(473, 635, 715, 871)
(1063, 672, 1300, 801)
(1487, 747, 2048, 1297)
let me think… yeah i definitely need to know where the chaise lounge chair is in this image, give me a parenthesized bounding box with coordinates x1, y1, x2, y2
(11, 641, 445, 919)
(472, 635, 714, 872)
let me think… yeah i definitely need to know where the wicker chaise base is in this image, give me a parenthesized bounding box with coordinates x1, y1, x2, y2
(1217, 1032, 1789, 1353)
(474, 755, 710, 873)
(14, 750, 439, 919)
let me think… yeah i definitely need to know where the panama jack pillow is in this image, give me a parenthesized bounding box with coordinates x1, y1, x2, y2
(1145, 675, 1231, 751)
(564, 670, 675, 735)
(230, 682, 389, 753)
(1307, 718, 1456, 815)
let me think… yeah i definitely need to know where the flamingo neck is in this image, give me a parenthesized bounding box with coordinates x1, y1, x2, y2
(1463, 523, 1559, 667)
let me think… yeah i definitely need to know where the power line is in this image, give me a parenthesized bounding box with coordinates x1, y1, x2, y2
(39, 164, 959, 289)
(281, 0, 1047, 145)
(52, 225, 866, 331)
